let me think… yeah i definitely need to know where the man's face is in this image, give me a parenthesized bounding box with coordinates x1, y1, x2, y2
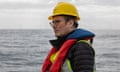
(50, 16, 74, 37)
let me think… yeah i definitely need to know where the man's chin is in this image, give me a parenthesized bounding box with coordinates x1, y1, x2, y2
(55, 33, 61, 37)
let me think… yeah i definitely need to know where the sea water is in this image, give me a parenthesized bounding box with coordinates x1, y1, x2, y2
(0, 29, 120, 72)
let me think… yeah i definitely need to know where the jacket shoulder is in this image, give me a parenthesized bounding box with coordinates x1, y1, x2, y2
(67, 41, 95, 59)
(67, 41, 95, 72)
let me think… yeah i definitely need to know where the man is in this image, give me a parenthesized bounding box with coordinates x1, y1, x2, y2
(42, 2, 96, 72)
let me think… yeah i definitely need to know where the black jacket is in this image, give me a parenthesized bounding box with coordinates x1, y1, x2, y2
(68, 40, 95, 72)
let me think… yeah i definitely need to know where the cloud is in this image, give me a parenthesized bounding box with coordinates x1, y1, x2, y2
(78, 0, 120, 7)
(0, 0, 40, 3)
(0, 3, 52, 9)
(94, 0, 120, 6)
(77, 3, 120, 29)
(0, 9, 50, 29)
(0, 0, 55, 9)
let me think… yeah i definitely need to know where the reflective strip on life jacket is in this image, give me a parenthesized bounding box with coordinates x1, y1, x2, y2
(50, 52, 72, 72)
(50, 52, 58, 63)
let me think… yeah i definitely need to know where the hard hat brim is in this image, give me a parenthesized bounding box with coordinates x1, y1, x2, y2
(48, 15, 80, 21)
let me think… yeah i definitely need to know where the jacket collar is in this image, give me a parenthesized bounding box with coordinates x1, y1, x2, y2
(66, 28, 95, 40)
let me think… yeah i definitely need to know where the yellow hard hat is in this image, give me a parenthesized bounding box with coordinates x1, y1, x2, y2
(48, 2, 80, 20)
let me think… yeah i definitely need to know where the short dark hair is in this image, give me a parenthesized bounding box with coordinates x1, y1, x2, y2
(62, 15, 79, 28)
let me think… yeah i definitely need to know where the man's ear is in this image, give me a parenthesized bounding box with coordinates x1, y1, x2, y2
(67, 20, 74, 26)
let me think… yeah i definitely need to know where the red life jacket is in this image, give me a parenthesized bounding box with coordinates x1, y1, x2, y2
(42, 39, 77, 72)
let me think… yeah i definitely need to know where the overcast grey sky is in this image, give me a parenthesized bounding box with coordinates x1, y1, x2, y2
(0, 0, 120, 29)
